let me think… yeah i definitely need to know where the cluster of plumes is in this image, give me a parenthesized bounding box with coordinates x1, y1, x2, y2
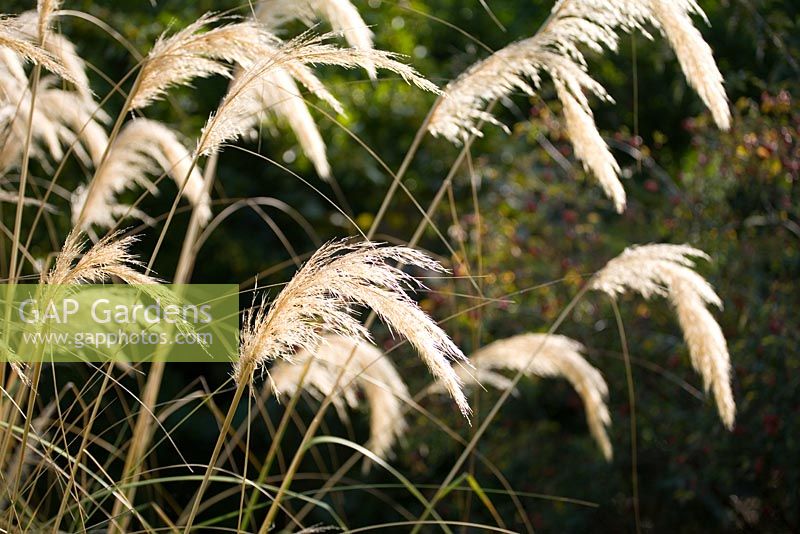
(590, 244, 735, 429)
(429, 0, 731, 213)
(1, 8, 105, 174)
(236, 240, 471, 418)
(455, 333, 612, 460)
(71, 119, 211, 230)
(0, 7, 214, 231)
(269, 334, 410, 462)
(198, 32, 439, 157)
(130, 9, 435, 177)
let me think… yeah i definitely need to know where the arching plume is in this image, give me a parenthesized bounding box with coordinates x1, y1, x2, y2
(130, 14, 277, 109)
(71, 119, 211, 230)
(0, 14, 75, 83)
(459, 333, 612, 460)
(269, 334, 410, 460)
(235, 65, 339, 180)
(590, 244, 735, 428)
(11, 10, 92, 97)
(429, 0, 730, 212)
(198, 32, 439, 156)
(255, 0, 376, 78)
(46, 230, 161, 286)
(237, 240, 470, 417)
(0, 82, 106, 172)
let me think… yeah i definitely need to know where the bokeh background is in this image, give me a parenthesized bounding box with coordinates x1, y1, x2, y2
(5, 0, 798, 531)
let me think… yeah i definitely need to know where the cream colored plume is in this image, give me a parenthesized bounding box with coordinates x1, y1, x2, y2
(43, 230, 196, 345)
(131, 14, 277, 109)
(198, 32, 439, 156)
(11, 10, 92, 98)
(649, 0, 730, 129)
(235, 65, 338, 180)
(590, 244, 735, 428)
(269, 334, 410, 460)
(255, 0, 376, 78)
(0, 87, 61, 171)
(0, 14, 75, 84)
(237, 240, 470, 417)
(38, 86, 108, 165)
(0, 82, 106, 172)
(72, 118, 211, 230)
(556, 81, 625, 212)
(460, 333, 612, 460)
(430, 0, 730, 210)
(46, 230, 160, 286)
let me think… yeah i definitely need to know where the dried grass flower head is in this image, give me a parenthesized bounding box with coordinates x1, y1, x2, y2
(269, 334, 410, 461)
(429, 0, 730, 212)
(0, 13, 75, 84)
(71, 118, 211, 230)
(198, 31, 440, 156)
(46, 230, 161, 286)
(590, 244, 735, 428)
(0, 81, 107, 173)
(255, 0, 376, 79)
(237, 240, 470, 417)
(11, 9, 92, 97)
(231, 60, 343, 180)
(459, 333, 612, 460)
(131, 13, 277, 109)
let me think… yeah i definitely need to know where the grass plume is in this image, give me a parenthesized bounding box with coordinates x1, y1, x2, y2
(236, 240, 470, 417)
(590, 244, 735, 429)
(458, 333, 613, 460)
(269, 334, 410, 461)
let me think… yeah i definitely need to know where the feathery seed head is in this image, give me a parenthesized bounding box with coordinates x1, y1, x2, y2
(591, 244, 735, 428)
(131, 14, 278, 109)
(460, 333, 612, 460)
(269, 334, 410, 461)
(429, 0, 730, 210)
(198, 32, 440, 156)
(72, 119, 211, 230)
(236, 240, 471, 418)
(255, 0, 376, 79)
(46, 230, 161, 287)
(0, 14, 76, 84)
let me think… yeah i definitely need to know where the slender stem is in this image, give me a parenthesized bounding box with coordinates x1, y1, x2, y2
(258, 349, 358, 533)
(7, 67, 40, 284)
(173, 151, 219, 283)
(240, 359, 312, 531)
(8, 362, 42, 502)
(110, 124, 218, 534)
(107, 361, 165, 534)
(366, 97, 441, 240)
(52, 362, 116, 533)
(182, 372, 249, 533)
(611, 298, 641, 534)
